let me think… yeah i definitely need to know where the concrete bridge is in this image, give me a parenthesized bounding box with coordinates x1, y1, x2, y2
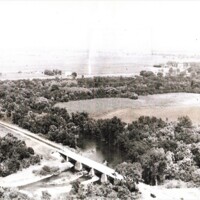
(0, 121, 124, 183)
(57, 148, 123, 183)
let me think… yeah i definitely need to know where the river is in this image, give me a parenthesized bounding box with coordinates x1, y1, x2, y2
(79, 139, 126, 168)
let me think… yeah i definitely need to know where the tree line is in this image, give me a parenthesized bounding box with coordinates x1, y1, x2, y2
(78, 69, 200, 95)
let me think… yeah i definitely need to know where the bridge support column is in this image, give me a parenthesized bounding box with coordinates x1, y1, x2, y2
(75, 161, 83, 171)
(101, 173, 108, 183)
(89, 168, 95, 177)
(66, 156, 69, 162)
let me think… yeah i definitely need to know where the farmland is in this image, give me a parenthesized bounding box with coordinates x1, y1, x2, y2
(55, 93, 200, 123)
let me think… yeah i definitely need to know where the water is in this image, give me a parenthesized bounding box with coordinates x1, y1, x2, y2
(80, 139, 126, 168)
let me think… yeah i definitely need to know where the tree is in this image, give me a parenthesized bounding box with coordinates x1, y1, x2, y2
(71, 72, 77, 79)
(177, 116, 193, 129)
(7, 159, 20, 174)
(97, 117, 125, 145)
(141, 148, 167, 185)
(44, 69, 54, 76)
(116, 162, 143, 183)
(192, 146, 200, 167)
(48, 125, 59, 141)
(27, 147, 34, 155)
(169, 67, 174, 76)
(41, 191, 51, 200)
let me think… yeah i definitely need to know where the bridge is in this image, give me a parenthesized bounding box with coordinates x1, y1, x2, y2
(0, 121, 123, 183)
(57, 148, 123, 182)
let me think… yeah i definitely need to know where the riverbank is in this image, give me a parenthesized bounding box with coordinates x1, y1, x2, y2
(0, 160, 73, 188)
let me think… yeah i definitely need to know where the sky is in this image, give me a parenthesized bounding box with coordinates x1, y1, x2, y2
(0, 1, 200, 54)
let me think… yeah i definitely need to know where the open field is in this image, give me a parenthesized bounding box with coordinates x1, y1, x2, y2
(55, 93, 200, 124)
(139, 182, 200, 200)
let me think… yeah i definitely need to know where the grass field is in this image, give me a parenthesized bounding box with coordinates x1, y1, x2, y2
(55, 93, 200, 124)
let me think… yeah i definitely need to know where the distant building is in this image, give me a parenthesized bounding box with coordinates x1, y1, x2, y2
(65, 71, 72, 76)
(153, 64, 162, 68)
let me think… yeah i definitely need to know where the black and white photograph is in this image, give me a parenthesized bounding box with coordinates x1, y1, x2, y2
(0, 1, 200, 199)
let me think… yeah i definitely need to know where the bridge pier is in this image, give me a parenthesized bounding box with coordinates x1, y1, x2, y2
(74, 161, 83, 171)
(101, 173, 108, 183)
(89, 168, 95, 177)
(57, 151, 123, 182)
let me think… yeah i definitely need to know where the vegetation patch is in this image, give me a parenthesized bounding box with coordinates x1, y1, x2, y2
(0, 133, 41, 177)
(33, 165, 59, 176)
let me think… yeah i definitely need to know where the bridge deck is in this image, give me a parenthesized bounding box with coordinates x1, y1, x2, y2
(58, 148, 123, 180)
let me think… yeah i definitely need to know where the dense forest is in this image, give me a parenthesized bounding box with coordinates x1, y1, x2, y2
(0, 133, 40, 177)
(0, 69, 200, 196)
